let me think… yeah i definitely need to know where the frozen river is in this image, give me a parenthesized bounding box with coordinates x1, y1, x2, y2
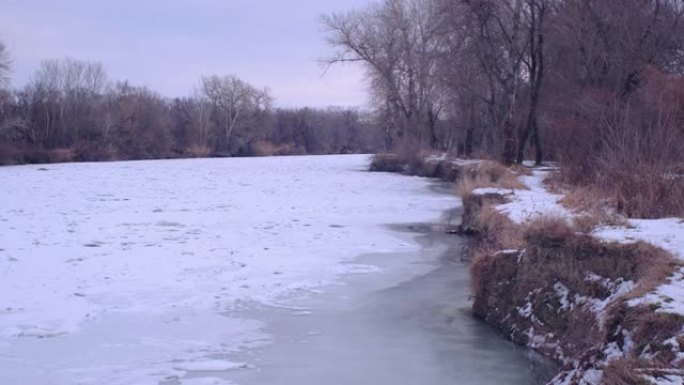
(0, 155, 553, 384)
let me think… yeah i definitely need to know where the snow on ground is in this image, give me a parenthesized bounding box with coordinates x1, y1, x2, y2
(472, 169, 570, 224)
(425, 154, 481, 167)
(644, 374, 684, 385)
(0, 155, 456, 385)
(472, 167, 684, 316)
(471, 165, 684, 384)
(594, 218, 684, 259)
(471, 167, 684, 267)
(594, 216, 684, 318)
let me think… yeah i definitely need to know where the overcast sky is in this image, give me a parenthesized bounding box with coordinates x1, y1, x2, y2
(0, 0, 370, 108)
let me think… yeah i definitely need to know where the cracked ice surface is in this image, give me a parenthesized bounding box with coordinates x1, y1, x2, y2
(0, 155, 456, 385)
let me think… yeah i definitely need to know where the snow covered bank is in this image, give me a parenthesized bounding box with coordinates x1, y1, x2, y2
(0, 155, 457, 385)
(463, 166, 684, 385)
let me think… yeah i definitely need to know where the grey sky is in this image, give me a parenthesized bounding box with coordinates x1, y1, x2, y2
(0, 0, 369, 108)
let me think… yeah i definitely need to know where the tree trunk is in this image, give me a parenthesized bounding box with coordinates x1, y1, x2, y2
(428, 107, 439, 150)
(465, 100, 475, 158)
(532, 120, 543, 165)
(501, 94, 517, 166)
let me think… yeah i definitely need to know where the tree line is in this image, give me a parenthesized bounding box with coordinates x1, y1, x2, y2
(0, 50, 383, 164)
(323, 0, 684, 216)
(2, 0, 684, 217)
(322, 0, 684, 165)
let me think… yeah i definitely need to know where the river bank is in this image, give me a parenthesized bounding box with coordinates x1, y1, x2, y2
(221, 216, 556, 385)
(0, 155, 549, 385)
(370, 153, 684, 384)
(461, 165, 684, 384)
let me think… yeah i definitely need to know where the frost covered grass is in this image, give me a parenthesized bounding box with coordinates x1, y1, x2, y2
(0, 154, 457, 385)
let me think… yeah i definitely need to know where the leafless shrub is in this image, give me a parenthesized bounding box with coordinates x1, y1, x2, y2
(557, 69, 684, 219)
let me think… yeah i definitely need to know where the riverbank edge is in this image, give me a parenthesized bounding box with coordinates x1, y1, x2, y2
(372, 154, 684, 385)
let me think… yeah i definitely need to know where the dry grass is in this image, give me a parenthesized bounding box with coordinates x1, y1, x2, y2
(524, 214, 575, 244)
(554, 184, 630, 233)
(456, 161, 528, 198)
(621, 242, 682, 301)
(561, 185, 615, 213)
(476, 205, 525, 251)
(542, 170, 566, 194)
(602, 358, 651, 385)
(615, 306, 684, 373)
(572, 212, 628, 234)
(559, 166, 684, 220)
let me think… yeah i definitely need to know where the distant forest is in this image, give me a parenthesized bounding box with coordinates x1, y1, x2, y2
(0, 53, 384, 164)
(1, 0, 684, 209)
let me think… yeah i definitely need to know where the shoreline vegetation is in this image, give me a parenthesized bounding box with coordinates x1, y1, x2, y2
(372, 152, 684, 385)
(2, 0, 684, 383)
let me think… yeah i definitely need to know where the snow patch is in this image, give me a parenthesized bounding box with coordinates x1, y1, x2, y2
(471, 169, 570, 224)
(554, 283, 572, 311)
(174, 360, 252, 372)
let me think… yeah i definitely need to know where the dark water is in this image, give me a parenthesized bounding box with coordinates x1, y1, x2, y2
(215, 223, 557, 385)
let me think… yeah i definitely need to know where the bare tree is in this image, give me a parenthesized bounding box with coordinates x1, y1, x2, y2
(322, 0, 445, 149)
(516, 0, 549, 165)
(29, 58, 107, 147)
(201, 75, 271, 154)
(435, 0, 492, 157)
(459, 0, 529, 164)
(553, 0, 684, 95)
(0, 41, 10, 87)
(193, 89, 212, 149)
(106, 82, 171, 159)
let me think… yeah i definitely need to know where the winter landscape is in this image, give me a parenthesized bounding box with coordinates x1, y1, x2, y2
(1, 155, 551, 385)
(2, 0, 684, 384)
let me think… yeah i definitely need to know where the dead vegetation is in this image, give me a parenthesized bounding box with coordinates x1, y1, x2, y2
(523, 214, 575, 244)
(475, 205, 525, 252)
(462, 162, 684, 383)
(555, 69, 684, 220)
(622, 242, 681, 302)
(369, 145, 464, 181)
(456, 161, 528, 198)
(602, 359, 651, 385)
(542, 173, 632, 233)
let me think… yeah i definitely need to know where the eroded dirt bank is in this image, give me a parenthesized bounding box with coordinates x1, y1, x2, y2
(462, 190, 684, 384)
